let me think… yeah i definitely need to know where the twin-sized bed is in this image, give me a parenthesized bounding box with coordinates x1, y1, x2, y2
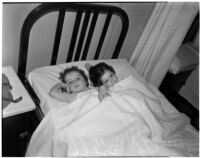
(25, 58, 199, 156)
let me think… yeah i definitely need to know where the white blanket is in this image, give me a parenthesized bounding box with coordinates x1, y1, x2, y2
(26, 76, 199, 157)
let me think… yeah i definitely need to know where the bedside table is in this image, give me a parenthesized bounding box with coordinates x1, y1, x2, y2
(2, 66, 38, 156)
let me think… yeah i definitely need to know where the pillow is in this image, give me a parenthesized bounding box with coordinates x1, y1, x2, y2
(28, 58, 145, 115)
(169, 43, 199, 74)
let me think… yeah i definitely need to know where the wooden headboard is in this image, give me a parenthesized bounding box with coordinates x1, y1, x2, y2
(18, 2, 129, 76)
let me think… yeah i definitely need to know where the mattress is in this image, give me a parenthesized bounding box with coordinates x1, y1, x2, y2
(28, 58, 149, 115)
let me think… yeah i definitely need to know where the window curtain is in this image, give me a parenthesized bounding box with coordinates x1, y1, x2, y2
(129, 2, 198, 87)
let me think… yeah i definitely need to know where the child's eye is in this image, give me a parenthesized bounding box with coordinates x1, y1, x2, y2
(104, 80, 109, 84)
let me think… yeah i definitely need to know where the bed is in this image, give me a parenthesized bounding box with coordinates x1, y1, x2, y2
(17, 2, 199, 157)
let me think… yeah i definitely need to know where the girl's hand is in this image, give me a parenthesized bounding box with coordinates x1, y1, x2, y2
(55, 82, 69, 93)
(49, 82, 76, 103)
(85, 63, 92, 71)
(60, 83, 70, 93)
(98, 85, 111, 102)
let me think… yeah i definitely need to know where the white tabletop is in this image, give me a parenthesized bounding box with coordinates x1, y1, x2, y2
(2, 66, 36, 118)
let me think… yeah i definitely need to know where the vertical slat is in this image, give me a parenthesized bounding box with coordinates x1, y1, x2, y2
(50, 8, 66, 65)
(74, 11, 91, 61)
(112, 13, 129, 58)
(66, 11, 83, 62)
(94, 12, 112, 60)
(81, 11, 99, 60)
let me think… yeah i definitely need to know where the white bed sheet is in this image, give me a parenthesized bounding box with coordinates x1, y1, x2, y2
(26, 75, 199, 157)
(28, 58, 146, 115)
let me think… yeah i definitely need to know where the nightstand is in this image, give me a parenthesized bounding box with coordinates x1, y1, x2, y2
(2, 66, 38, 156)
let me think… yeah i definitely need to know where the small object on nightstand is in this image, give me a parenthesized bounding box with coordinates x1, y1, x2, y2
(2, 73, 23, 109)
(2, 66, 36, 118)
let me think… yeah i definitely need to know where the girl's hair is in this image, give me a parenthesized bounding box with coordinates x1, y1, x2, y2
(89, 62, 116, 87)
(59, 66, 89, 87)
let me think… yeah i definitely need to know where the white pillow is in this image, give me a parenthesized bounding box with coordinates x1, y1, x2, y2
(169, 43, 199, 74)
(28, 58, 144, 115)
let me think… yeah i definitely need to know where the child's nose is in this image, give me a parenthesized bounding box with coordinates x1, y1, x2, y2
(73, 79, 79, 85)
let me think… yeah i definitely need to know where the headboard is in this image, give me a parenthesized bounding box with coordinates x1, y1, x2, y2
(18, 2, 129, 76)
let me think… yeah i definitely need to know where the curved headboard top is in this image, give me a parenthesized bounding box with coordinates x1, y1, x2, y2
(18, 3, 129, 76)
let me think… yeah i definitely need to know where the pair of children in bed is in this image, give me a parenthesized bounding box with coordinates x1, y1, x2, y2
(49, 62, 118, 103)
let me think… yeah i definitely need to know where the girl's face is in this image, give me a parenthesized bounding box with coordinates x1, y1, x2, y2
(64, 71, 87, 93)
(101, 70, 118, 89)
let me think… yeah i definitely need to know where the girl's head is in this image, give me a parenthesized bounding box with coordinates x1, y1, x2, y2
(59, 66, 89, 93)
(89, 62, 118, 88)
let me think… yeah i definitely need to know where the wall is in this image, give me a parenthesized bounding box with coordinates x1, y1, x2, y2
(2, 3, 40, 72)
(2, 2, 155, 75)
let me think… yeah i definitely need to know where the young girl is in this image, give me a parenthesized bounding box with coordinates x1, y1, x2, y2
(49, 66, 89, 103)
(85, 62, 118, 102)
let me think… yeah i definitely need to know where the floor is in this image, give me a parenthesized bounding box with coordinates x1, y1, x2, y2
(2, 111, 39, 157)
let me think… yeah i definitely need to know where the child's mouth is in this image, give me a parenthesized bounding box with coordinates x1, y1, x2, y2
(74, 85, 80, 88)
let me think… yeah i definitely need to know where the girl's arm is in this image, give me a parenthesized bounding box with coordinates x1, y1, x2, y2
(98, 85, 111, 102)
(49, 83, 77, 103)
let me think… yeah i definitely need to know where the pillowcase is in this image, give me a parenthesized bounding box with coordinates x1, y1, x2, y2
(169, 43, 199, 74)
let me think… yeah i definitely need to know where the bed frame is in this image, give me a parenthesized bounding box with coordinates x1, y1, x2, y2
(17, 3, 129, 122)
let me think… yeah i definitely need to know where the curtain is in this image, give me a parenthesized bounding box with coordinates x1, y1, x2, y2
(129, 2, 198, 87)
